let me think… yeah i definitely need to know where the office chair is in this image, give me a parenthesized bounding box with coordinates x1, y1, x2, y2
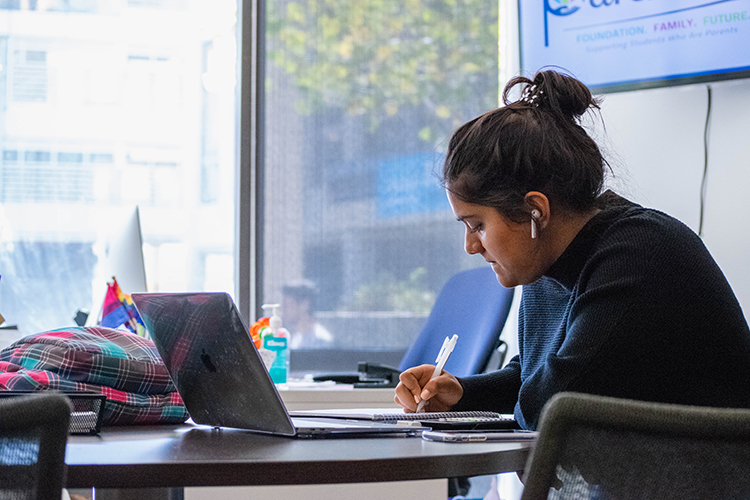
(0, 393, 72, 500)
(397, 266, 514, 377)
(316, 266, 515, 386)
(521, 392, 750, 500)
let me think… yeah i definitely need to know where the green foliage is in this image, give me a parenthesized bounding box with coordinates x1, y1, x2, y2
(266, 0, 499, 138)
(348, 267, 436, 313)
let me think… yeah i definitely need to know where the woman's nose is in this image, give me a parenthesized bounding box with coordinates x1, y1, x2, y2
(465, 231, 482, 255)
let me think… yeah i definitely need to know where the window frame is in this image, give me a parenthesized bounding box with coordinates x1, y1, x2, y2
(237, 0, 264, 324)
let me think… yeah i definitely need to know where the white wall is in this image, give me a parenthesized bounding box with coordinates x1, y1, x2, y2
(498, 0, 749, 318)
(496, 82, 750, 327)
(185, 479, 447, 500)
(598, 80, 750, 317)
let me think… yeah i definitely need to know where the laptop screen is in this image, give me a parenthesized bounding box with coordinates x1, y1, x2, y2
(132, 292, 297, 435)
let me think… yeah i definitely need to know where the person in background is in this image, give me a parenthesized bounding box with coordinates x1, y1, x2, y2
(282, 280, 334, 349)
(394, 69, 750, 430)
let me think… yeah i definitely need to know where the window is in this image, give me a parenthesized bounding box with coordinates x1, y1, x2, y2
(0, 2, 238, 337)
(261, 0, 500, 371)
(0, 0, 502, 377)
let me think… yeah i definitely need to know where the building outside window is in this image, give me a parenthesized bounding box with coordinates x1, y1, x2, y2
(0, 1, 238, 338)
(262, 0, 500, 370)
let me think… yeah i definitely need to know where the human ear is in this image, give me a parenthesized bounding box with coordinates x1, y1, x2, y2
(524, 192, 550, 233)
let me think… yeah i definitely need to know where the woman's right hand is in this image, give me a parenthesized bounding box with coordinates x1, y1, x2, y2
(394, 364, 463, 413)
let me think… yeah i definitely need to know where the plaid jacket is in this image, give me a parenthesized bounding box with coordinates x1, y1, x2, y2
(0, 326, 188, 425)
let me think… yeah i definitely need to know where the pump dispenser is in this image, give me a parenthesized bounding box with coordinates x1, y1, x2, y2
(262, 304, 283, 335)
(261, 303, 290, 384)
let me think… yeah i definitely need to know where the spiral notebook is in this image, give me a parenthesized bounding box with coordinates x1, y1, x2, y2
(289, 409, 519, 430)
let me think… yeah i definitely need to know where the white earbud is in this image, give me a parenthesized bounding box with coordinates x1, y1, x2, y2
(531, 210, 541, 239)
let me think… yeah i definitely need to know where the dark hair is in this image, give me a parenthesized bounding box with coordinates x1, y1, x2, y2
(282, 280, 318, 309)
(441, 69, 608, 222)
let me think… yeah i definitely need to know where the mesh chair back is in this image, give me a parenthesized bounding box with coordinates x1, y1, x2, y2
(521, 392, 750, 500)
(0, 393, 71, 500)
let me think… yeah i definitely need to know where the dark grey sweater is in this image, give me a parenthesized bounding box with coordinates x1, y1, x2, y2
(454, 192, 750, 430)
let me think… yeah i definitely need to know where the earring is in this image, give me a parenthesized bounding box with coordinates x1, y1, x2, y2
(531, 210, 541, 239)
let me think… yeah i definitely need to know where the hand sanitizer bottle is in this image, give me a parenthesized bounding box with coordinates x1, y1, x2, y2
(261, 303, 290, 384)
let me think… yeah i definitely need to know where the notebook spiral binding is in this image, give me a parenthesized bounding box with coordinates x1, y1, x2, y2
(373, 410, 504, 422)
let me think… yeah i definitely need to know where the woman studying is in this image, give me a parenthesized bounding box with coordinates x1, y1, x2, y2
(394, 69, 750, 430)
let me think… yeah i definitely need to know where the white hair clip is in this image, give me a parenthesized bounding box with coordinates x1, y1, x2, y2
(520, 84, 544, 107)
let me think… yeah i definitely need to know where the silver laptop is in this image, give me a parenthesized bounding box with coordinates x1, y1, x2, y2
(131, 292, 418, 438)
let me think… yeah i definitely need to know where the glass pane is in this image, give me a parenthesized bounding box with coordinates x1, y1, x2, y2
(0, 1, 238, 344)
(263, 0, 500, 371)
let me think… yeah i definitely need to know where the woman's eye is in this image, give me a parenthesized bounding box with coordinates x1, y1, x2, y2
(468, 223, 482, 233)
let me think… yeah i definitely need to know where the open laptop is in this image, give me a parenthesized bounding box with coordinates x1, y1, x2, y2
(131, 291, 419, 438)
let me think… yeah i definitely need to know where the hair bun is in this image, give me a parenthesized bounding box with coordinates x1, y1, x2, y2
(533, 69, 600, 120)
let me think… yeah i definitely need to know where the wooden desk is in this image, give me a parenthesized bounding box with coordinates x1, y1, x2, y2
(65, 423, 533, 489)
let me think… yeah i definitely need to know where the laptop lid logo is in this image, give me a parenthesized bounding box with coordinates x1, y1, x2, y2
(200, 349, 218, 372)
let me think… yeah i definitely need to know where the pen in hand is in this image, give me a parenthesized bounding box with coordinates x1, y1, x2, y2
(416, 334, 458, 412)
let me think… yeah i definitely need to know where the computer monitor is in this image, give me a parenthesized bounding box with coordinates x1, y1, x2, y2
(86, 206, 148, 326)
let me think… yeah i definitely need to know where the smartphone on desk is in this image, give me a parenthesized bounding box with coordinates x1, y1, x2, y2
(421, 429, 538, 443)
